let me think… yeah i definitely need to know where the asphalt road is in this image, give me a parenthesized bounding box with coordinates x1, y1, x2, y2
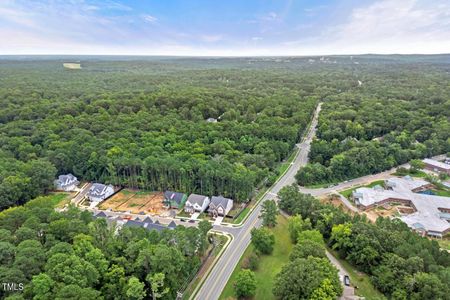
(193, 103, 322, 300)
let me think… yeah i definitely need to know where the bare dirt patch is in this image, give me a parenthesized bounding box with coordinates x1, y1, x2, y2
(99, 189, 167, 215)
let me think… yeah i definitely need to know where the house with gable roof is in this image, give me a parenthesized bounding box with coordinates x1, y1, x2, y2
(87, 183, 114, 202)
(184, 194, 210, 214)
(208, 196, 234, 217)
(54, 173, 79, 191)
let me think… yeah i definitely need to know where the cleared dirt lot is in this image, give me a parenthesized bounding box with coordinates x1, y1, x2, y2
(99, 189, 166, 215)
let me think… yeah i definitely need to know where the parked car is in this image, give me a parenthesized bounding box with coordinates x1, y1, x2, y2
(180, 218, 186, 222)
(344, 275, 350, 286)
(188, 220, 196, 223)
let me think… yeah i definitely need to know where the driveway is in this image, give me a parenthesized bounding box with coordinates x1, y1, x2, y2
(190, 212, 200, 220)
(213, 217, 223, 225)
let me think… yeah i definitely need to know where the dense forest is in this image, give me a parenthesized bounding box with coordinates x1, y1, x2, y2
(0, 56, 341, 209)
(296, 60, 450, 185)
(278, 186, 450, 299)
(0, 195, 212, 299)
(1, 55, 449, 207)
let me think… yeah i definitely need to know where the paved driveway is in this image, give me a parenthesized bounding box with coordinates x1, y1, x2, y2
(190, 212, 200, 220)
(213, 217, 223, 225)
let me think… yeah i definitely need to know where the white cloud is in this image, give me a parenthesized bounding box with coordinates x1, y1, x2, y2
(323, 0, 450, 53)
(142, 14, 157, 24)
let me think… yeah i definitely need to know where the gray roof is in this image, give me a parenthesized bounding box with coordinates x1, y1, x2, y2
(164, 191, 186, 204)
(210, 196, 232, 208)
(142, 216, 153, 223)
(93, 211, 107, 218)
(87, 183, 112, 197)
(124, 219, 168, 232)
(186, 194, 209, 206)
(57, 173, 78, 187)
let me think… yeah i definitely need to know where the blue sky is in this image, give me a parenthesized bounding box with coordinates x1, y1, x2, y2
(0, 0, 449, 55)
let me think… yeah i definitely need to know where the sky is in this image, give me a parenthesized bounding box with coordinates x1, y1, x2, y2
(0, 0, 449, 56)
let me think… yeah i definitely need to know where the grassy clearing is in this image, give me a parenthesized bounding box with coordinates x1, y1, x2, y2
(327, 248, 386, 300)
(220, 215, 292, 300)
(50, 192, 73, 208)
(340, 180, 385, 199)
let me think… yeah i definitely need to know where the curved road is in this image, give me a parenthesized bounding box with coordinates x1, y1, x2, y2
(193, 103, 322, 300)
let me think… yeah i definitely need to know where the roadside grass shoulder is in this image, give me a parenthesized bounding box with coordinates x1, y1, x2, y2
(220, 215, 292, 300)
(327, 248, 386, 300)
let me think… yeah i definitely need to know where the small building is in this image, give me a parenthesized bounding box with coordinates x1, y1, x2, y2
(54, 173, 79, 191)
(184, 194, 210, 214)
(163, 191, 187, 209)
(208, 196, 234, 217)
(87, 183, 114, 202)
(423, 158, 450, 175)
(206, 117, 218, 123)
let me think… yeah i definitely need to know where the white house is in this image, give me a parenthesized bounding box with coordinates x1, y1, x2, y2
(54, 174, 79, 191)
(184, 194, 210, 214)
(87, 183, 114, 202)
(208, 196, 233, 217)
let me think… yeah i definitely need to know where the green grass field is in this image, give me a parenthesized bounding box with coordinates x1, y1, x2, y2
(220, 215, 292, 300)
(49, 192, 73, 208)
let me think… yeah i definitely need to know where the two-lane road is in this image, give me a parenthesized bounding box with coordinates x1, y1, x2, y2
(194, 103, 322, 300)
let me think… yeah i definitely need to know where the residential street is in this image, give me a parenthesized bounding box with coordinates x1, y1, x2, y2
(193, 103, 322, 300)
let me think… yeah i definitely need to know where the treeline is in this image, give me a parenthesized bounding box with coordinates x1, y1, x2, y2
(0, 195, 212, 299)
(296, 63, 450, 185)
(0, 58, 331, 208)
(0, 157, 56, 209)
(278, 186, 450, 299)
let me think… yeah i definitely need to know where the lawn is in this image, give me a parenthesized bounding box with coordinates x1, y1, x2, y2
(340, 180, 385, 199)
(220, 215, 293, 300)
(327, 248, 386, 300)
(50, 192, 73, 208)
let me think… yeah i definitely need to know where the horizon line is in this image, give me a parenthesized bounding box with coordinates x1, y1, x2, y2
(1, 52, 450, 58)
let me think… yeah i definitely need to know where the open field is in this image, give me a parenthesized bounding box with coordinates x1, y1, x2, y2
(99, 189, 166, 215)
(220, 215, 292, 300)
